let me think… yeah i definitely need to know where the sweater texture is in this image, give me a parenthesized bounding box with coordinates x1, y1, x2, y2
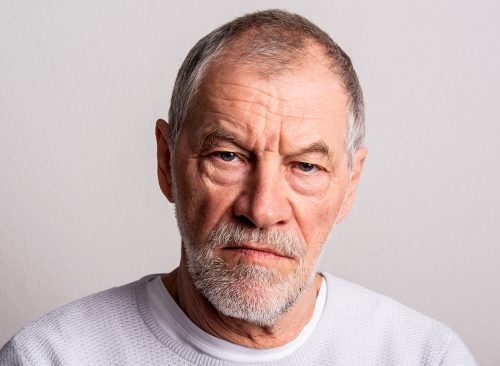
(0, 273, 477, 365)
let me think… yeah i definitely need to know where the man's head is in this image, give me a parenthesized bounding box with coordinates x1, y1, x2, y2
(156, 9, 367, 327)
(167, 9, 365, 170)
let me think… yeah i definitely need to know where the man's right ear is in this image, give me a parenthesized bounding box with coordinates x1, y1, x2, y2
(155, 119, 174, 203)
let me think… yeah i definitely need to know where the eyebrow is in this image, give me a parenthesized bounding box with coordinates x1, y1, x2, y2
(297, 141, 331, 159)
(197, 125, 333, 161)
(197, 126, 244, 152)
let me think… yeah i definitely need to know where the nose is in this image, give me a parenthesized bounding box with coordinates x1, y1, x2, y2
(232, 162, 292, 229)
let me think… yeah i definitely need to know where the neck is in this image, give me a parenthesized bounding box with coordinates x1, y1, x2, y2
(162, 256, 322, 349)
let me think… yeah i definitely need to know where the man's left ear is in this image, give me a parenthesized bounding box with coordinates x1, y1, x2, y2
(336, 147, 367, 223)
(155, 119, 175, 203)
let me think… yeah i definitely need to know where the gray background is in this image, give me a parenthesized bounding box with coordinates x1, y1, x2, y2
(1, 1, 498, 364)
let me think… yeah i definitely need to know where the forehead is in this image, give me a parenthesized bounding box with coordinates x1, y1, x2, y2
(186, 49, 349, 151)
(203, 41, 345, 103)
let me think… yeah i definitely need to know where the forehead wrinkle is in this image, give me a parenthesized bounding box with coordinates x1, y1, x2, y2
(208, 80, 313, 119)
(197, 110, 272, 153)
(212, 81, 292, 103)
(205, 89, 324, 123)
(206, 99, 317, 121)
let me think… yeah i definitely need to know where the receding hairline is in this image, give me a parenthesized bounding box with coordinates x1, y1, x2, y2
(185, 35, 347, 124)
(208, 33, 337, 79)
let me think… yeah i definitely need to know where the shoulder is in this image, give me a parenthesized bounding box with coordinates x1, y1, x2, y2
(320, 273, 477, 365)
(16, 276, 143, 336)
(0, 275, 157, 365)
(322, 272, 449, 331)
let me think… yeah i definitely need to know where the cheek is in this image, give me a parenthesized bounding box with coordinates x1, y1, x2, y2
(293, 192, 345, 253)
(175, 158, 241, 235)
(287, 171, 331, 197)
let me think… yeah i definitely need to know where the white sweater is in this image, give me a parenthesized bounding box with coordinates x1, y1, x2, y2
(0, 273, 477, 365)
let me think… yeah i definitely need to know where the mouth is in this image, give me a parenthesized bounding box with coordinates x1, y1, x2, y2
(221, 243, 292, 260)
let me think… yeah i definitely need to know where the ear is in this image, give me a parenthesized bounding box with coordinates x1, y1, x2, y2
(336, 147, 367, 223)
(155, 119, 175, 203)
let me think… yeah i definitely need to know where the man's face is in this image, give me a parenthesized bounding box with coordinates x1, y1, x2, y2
(160, 53, 366, 326)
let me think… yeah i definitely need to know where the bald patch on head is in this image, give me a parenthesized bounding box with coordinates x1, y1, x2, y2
(212, 32, 334, 79)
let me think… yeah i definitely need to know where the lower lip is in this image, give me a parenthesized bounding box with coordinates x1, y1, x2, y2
(222, 248, 284, 260)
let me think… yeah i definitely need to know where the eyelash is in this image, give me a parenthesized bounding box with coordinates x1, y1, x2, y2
(214, 151, 243, 163)
(213, 150, 322, 174)
(294, 162, 319, 173)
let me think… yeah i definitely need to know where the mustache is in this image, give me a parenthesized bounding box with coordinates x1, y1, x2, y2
(205, 222, 306, 258)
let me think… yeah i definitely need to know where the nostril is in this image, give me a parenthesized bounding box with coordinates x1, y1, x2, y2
(235, 215, 257, 228)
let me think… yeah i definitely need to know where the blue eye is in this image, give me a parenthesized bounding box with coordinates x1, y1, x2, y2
(218, 151, 237, 162)
(297, 162, 316, 172)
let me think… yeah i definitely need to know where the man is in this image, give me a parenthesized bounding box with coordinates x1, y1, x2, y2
(1, 9, 476, 365)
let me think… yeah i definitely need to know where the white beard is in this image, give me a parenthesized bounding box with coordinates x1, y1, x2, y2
(178, 221, 318, 327)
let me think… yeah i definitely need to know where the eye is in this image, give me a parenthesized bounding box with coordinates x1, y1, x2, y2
(217, 151, 238, 162)
(297, 162, 318, 172)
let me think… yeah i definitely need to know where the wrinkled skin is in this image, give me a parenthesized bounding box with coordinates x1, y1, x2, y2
(156, 50, 367, 348)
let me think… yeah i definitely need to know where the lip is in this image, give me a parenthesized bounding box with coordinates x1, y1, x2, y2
(221, 243, 291, 259)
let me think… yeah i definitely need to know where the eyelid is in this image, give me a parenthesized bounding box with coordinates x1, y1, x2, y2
(291, 161, 326, 174)
(202, 138, 245, 154)
(205, 144, 329, 173)
(213, 150, 248, 163)
(298, 162, 317, 170)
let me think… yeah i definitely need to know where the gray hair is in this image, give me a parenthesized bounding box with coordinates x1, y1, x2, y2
(168, 9, 365, 169)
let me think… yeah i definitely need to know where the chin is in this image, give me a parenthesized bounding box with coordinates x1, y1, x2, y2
(188, 256, 316, 327)
(179, 221, 317, 326)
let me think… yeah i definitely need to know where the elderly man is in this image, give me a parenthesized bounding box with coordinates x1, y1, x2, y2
(1, 9, 476, 365)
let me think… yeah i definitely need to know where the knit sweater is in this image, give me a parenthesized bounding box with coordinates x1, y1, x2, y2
(0, 273, 477, 365)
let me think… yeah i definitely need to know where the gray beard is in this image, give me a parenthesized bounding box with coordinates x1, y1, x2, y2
(180, 221, 318, 328)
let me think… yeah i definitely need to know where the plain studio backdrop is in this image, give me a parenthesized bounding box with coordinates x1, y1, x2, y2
(1, 1, 498, 364)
